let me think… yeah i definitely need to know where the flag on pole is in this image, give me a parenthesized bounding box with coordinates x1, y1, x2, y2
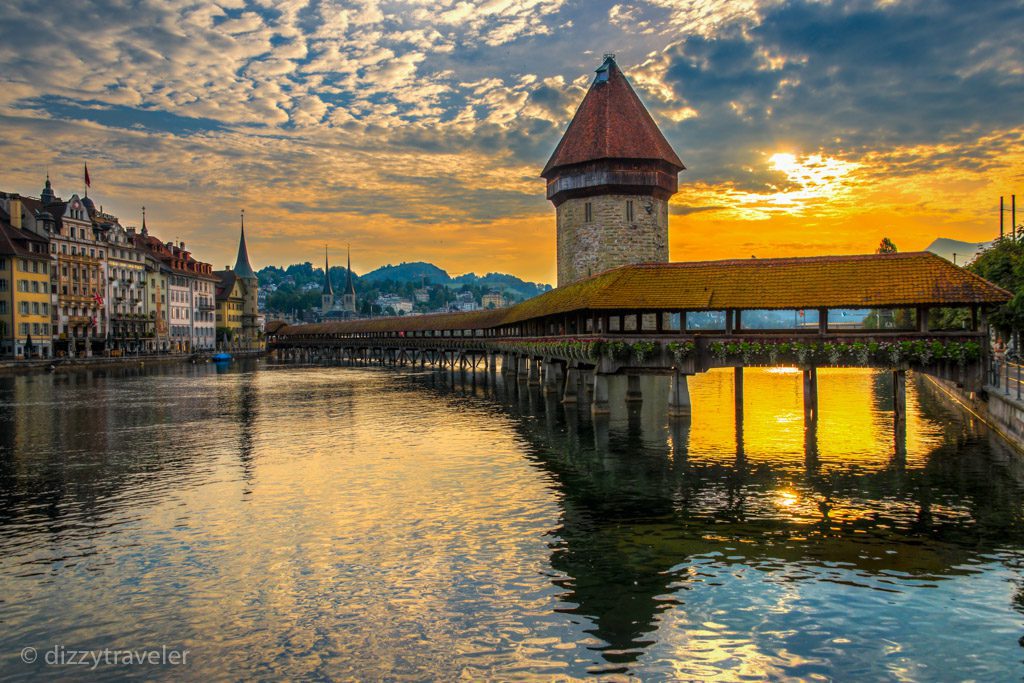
(84, 163, 91, 189)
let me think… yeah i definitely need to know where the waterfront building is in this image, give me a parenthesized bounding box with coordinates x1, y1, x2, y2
(104, 214, 149, 353)
(21, 179, 110, 357)
(542, 55, 685, 286)
(214, 269, 244, 341)
(136, 232, 218, 353)
(142, 251, 170, 353)
(0, 199, 52, 358)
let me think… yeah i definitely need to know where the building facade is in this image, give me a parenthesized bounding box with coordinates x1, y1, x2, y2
(104, 217, 150, 353)
(541, 55, 685, 287)
(0, 199, 52, 358)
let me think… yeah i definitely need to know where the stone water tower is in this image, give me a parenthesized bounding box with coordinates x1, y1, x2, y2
(542, 55, 685, 286)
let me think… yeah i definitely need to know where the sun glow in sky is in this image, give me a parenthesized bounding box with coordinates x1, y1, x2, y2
(0, 0, 1021, 283)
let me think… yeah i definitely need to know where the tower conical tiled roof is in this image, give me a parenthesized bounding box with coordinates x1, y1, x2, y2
(345, 244, 355, 296)
(233, 210, 257, 279)
(323, 245, 334, 295)
(541, 56, 684, 177)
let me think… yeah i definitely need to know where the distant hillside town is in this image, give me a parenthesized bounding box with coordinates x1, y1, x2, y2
(258, 256, 552, 324)
(0, 171, 260, 359)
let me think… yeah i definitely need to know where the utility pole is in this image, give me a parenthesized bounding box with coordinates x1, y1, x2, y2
(1000, 195, 1018, 241)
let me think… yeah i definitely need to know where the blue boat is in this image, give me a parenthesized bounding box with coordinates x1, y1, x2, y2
(212, 352, 232, 362)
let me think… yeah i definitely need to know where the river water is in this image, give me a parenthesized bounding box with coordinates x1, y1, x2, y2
(1, 360, 1023, 681)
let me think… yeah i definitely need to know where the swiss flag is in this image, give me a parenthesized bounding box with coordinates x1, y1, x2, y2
(84, 163, 91, 189)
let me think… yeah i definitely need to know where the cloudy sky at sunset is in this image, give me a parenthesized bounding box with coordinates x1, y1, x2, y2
(1, 0, 1021, 283)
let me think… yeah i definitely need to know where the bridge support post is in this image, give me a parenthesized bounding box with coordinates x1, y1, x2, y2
(591, 372, 611, 415)
(488, 352, 497, 373)
(803, 367, 819, 425)
(563, 365, 580, 404)
(668, 369, 691, 418)
(625, 374, 642, 403)
(528, 357, 541, 386)
(542, 360, 561, 395)
(516, 354, 529, 379)
(734, 367, 744, 414)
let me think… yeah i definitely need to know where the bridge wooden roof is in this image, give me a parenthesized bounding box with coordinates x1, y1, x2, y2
(275, 252, 1009, 336)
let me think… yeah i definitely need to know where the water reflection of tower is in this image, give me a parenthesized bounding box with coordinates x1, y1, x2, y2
(236, 371, 259, 489)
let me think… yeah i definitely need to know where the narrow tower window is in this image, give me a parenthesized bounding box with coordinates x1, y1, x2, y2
(626, 200, 634, 223)
(584, 202, 592, 223)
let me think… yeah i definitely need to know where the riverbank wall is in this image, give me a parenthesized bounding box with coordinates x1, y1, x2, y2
(0, 350, 266, 375)
(923, 374, 1024, 454)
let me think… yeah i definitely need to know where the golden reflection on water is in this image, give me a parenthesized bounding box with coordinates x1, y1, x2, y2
(687, 367, 944, 467)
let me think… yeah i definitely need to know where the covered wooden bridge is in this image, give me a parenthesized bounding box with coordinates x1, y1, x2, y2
(267, 251, 1009, 419)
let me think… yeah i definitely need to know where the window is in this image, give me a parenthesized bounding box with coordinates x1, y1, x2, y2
(584, 202, 592, 223)
(61, 245, 67, 254)
(739, 309, 819, 330)
(31, 302, 39, 315)
(625, 200, 634, 223)
(41, 263, 47, 274)
(0, 301, 5, 313)
(41, 303, 48, 315)
(0, 259, 4, 269)
(19, 323, 28, 335)
(79, 229, 85, 239)
(19, 302, 28, 315)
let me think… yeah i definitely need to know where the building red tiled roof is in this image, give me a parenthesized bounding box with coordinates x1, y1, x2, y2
(541, 57, 684, 177)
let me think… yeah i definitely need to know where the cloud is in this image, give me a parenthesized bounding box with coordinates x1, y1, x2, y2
(0, 0, 1020, 281)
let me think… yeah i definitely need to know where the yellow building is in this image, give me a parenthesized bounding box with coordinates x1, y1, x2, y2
(214, 269, 245, 340)
(1, 201, 53, 358)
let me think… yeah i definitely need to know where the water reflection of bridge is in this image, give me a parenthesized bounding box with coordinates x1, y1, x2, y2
(409, 364, 1024, 674)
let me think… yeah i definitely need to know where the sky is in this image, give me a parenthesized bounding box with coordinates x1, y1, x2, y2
(0, 0, 1022, 284)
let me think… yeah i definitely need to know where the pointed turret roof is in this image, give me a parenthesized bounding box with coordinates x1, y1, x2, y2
(541, 55, 684, 177)
(233, 210, 257, 279)
(323, 245, 334, 295)
(40, 173, 56, 205)
(345, 244, 355, 295)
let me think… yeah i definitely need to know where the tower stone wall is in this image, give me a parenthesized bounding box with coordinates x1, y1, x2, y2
(556, 194, 669, 285)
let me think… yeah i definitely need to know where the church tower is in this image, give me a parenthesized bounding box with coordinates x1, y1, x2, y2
(342, 244, 356, 313)
(542, 55, 685, 287)
(233, 210, 260, 339)
(321, 245, 335, 312)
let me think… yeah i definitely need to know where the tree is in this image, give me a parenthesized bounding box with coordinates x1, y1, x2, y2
(967, 239, 1024, 347)
(877, 237, 898, 254)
